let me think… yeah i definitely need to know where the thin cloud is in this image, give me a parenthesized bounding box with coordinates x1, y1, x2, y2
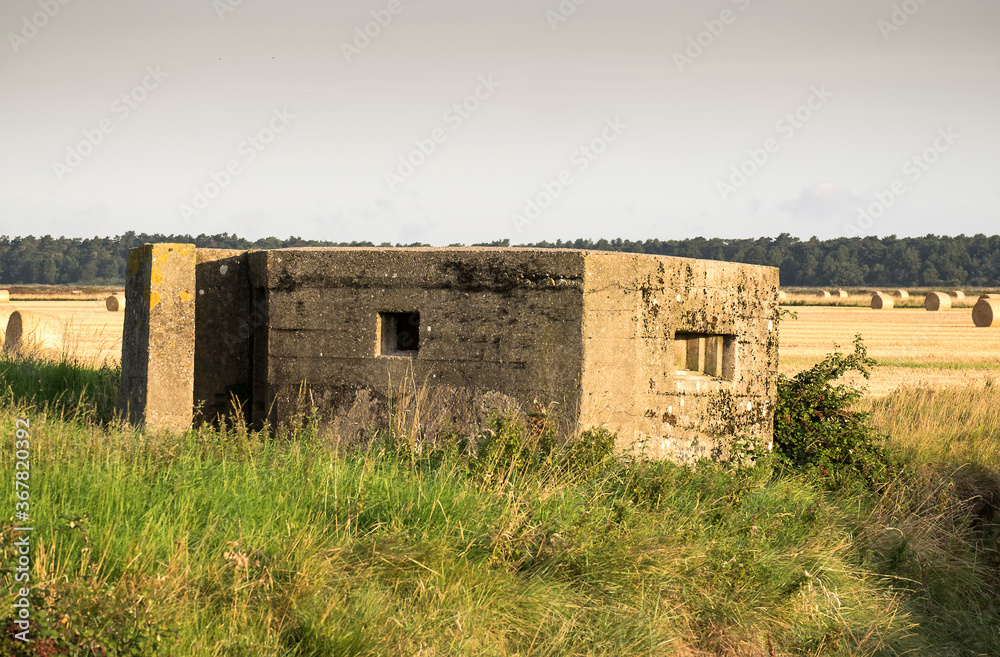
(779, 182, 862, 221)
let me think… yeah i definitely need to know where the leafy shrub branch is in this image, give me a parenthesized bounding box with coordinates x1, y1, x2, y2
(774, 335, 897, 487)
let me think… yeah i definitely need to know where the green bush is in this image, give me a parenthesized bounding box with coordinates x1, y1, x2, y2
(774, 335, 897, 488)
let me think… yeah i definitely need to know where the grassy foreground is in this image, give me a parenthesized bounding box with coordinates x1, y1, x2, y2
(1, 357, 998, 656)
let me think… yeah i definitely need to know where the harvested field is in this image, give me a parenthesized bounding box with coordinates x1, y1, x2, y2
(5, 285, 120, 301)
(3, 298, 996, 398)
(0, 300, 123, 365)
(780, 306, 1000, 396)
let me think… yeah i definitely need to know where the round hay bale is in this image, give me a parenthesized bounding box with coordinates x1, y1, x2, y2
(949, 290, 966, 303)
(924, 291, 952, 312)
(106, 294, 125, 312)
(4, 310, 63, 355)
(0, 290, 9, 303)
(871, 293, 894, 310)
(777, 290, 788, 302)
(979, 294, 1000, 302)
(0, 307, 17, 345)
(815, 290, 832, 300)
(973, 299, 1000, 328)
(835, 290, 849, 299)
(892, 290, 910, 301)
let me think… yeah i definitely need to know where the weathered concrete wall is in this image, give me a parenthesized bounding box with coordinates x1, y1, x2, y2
(120, 244, 778, 461)
(194, 249, 252, 425)
(119, 243, 197, 432)
(579, 252, 779, 462)
(247, 248, 586, 438)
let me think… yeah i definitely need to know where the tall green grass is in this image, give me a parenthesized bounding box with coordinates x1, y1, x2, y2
(861, 383, 1000, 470)
(855, 383, 1000, 656)
(0, 354, 119, 423)
(1, 354, 998, 656)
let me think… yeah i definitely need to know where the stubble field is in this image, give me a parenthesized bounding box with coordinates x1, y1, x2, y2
(779, 305, 1000, 395)
(0, 298, 124, 365)
(1, 295, 996, 397)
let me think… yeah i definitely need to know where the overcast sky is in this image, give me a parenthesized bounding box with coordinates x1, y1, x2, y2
(1, 0, 997, 244)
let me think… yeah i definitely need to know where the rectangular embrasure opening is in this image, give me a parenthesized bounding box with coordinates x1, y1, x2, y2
(378, 312, 420, 356)
(674, 332, 735, 380)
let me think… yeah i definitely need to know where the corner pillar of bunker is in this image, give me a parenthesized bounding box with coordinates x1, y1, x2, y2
(119, 243, 197, 432)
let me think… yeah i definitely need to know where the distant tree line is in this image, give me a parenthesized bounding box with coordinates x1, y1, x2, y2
(1, 232, 998, 287)
(520, 234, 1000, 288)
(0, 232, 384, 286)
